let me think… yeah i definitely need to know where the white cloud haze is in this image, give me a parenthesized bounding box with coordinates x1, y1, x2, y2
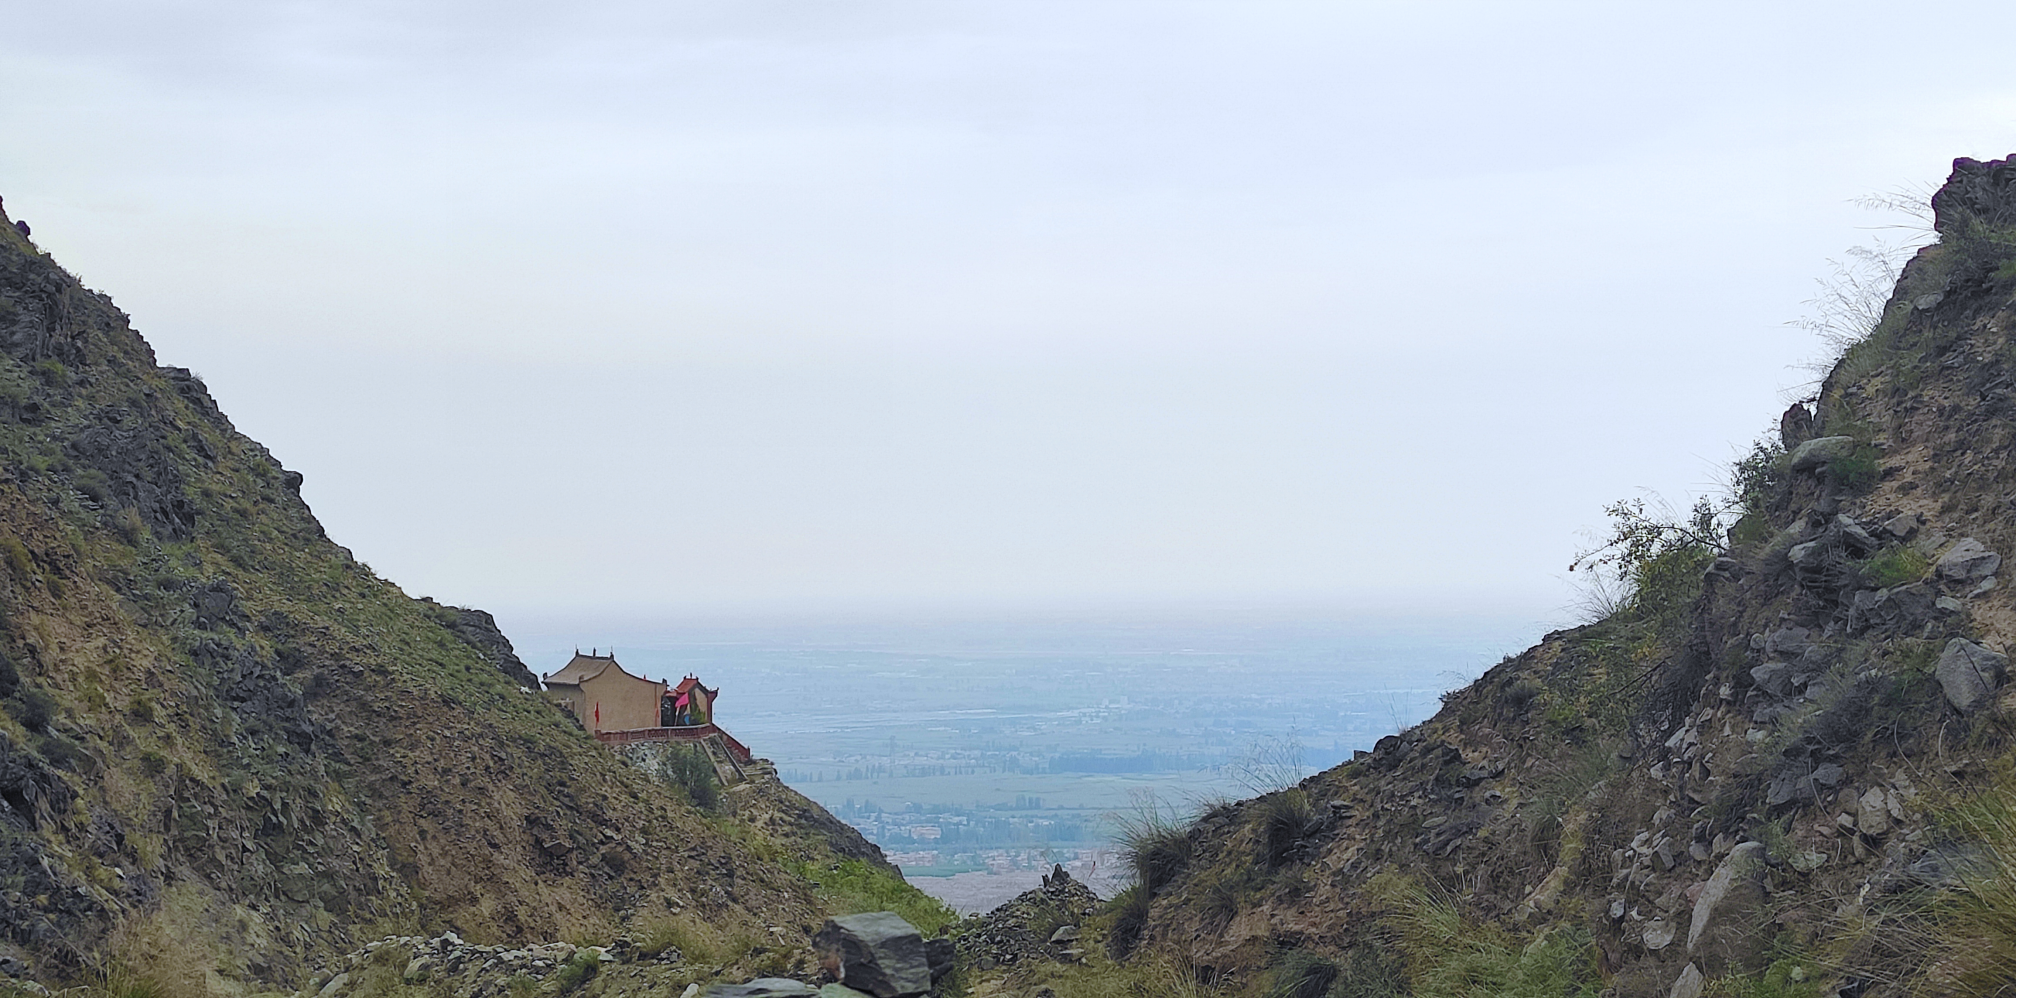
(1, 1, 2011, 633)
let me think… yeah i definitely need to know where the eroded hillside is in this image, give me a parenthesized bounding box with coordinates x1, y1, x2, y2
(0, 200, 926, 994)
(972, 158, 2014, 998)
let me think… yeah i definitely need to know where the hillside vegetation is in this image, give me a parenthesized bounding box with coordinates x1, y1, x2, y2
(970, 157, 2014, 998)
(0, 198, 943, 994)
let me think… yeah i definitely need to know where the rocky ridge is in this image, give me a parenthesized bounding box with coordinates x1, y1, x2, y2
(1112, 157, 2015, 997)
(0, 199, 934, 993)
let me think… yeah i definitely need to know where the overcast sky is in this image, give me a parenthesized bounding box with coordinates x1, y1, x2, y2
(1, 2, 2011, 639)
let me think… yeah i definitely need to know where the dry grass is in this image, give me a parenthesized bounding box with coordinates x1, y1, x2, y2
(631, 911, 760, 968)
(1368, 873, 1603, 998)
(1908, 762, 2014, 997)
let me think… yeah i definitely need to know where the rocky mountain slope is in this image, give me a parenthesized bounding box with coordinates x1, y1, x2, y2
(0, 199, 924, 994)
(970, 158, 2011, 998)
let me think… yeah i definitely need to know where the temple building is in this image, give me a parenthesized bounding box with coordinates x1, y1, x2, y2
(540, 650, 665, 734)
(539, 651, 753, 772)
(664, 675, 717, 727)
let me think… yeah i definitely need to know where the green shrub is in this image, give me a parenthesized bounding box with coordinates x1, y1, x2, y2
(1862, 546, 1930, 588)
(1827, 445, 1882, 492)
(657, 744, 720, 811)
(0, 536, 31, 577)
(550, 951, 599, 992)
(32, 359, 68, 388)
(11, 687, 56, 731)
(74, 468, 111, 504)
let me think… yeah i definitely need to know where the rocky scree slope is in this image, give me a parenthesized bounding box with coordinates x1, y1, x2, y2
(0, 202, 897, 992)
(1120, 157, 2014, 998)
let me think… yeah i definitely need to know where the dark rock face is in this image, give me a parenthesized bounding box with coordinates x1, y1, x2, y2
(63, 409, 199, 540)
(1931, 154, 2016, 237)
(1778, 403, 1814, 449)
(423, 599, 540, 688)
(813, 912, 932, 998)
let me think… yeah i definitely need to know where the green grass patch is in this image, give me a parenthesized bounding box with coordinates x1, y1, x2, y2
(793, 857, 958, 936)
(1371, 873, 1603, 998)
(1826, 444, 1883, 492)
(1862, 545, 1930, 588)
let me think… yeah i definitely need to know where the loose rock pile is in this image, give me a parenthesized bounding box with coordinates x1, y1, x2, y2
(302, 931, 656, 998)
(953, 865, 1101, 971)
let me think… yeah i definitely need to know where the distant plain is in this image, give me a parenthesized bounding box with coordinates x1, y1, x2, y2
(519, 611, 1542, 906)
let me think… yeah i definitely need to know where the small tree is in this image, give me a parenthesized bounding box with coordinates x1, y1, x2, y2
(1568, 494, 1727, 629)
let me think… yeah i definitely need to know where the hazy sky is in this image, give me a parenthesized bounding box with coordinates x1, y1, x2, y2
(2, 2, 2011, 636)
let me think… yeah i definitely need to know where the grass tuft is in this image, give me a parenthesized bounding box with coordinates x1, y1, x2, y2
(1113, 793, 1196, 896)
(1370, 873, 1604, 998)
(1862, 545, 1930, 588)
(1264, 949, 1338, 998)
(1254, 788, 1314, 868)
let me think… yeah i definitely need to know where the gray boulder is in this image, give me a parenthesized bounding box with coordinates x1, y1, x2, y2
(1669, 963, 1705, 998)
(814, 912, 931, 998)
(1858, 788, 1893, 837)
(1766, 768, 1819, 807)
(1749, 663, 1794, 697)
(1834, 515, 1879, 554)
(1849, 584, 1934, 635)
(1765, 626, 1813, 658)
(1934, 638, 2008, 712)
(1787, 436, 1857, 473)
(924, 938, 954, 982)
(1687, 841, 1769, 974)
(1787, 540, 1829, 571)
(702, 980, 818, 998)
(1937, 539, 2000, 582)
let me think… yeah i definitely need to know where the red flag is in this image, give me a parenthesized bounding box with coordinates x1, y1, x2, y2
(594, 703, 600, 724)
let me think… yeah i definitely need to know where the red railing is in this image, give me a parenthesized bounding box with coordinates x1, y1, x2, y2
(594, 723, 752, 761)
